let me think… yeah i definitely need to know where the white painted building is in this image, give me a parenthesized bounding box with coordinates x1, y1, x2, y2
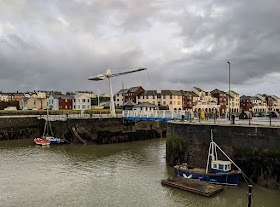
(1, 93, 10, 102)
(73, 94, 91, 110)
(75, 91, 95, 98)
(115, 89, 128, 107)
(160, 90, 183, 110)
(48, 95, 59, 110)
(136, 90, 158, 105)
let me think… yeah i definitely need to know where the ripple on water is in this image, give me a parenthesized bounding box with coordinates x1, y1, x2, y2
(0, 138, 280, 207)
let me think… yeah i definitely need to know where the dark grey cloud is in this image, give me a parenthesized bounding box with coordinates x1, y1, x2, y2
(0, 0, 279, 96)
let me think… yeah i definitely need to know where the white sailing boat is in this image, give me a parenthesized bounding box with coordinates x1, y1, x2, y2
(42, 108, 65, 144)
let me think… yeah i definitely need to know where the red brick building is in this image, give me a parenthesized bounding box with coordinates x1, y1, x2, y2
(182, 91, 198, 110)
(12, 93, 24, 101)
(125, 86, 144, 103)
(49, 95, 73, 110)
(210, 89, 227, 113)
(58, 95, 73, 110)
(240, 95, 252, 111)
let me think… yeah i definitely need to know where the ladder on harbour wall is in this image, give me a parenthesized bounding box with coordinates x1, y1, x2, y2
(72, 127, 87, 145)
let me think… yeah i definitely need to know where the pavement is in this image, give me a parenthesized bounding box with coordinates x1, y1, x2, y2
(0, 114, 279, 127)
(173, 117, 280, 127)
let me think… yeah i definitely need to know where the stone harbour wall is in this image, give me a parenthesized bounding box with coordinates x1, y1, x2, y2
(166, 122, 280, 189)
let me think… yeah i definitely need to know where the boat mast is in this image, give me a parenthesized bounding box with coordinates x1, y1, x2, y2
(48, 108, 54, 136)
(43, 109, 48, 137)
(206, 129, 217, 173)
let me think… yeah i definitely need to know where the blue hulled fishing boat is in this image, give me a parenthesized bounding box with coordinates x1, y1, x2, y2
(174, 130, 241, 186)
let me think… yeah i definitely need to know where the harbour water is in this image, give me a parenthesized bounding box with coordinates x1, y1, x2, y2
(0, 138, 279, 207)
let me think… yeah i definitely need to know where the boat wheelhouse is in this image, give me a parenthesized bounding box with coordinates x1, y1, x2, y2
(174, 130, 241, 185)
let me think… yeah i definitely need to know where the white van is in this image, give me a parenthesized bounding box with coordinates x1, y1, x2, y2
(4, 106, 17, 111)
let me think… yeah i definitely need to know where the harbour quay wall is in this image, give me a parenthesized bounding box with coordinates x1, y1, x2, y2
(166, 122, 280, 189)
(0, 118, 167, 144)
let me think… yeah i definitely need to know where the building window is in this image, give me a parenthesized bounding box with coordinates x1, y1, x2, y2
(163, 95, 166, 99)
(65, 105, 68, 109)
(74, 105, 76, 109)
(82, 99, 85, 102)
(82, 105, 85, 109)
(178, 101, 180, 104)
(153, 95, 155, 99)
(74, 99, 76, 102)
(153, 101, 155, 104)
(78, 105, 80, 109)
(170, 95, 172, 99)
(117, 94, 119, 97)
(170, 101, 172, 104)
(146, 96, 149, 99)
(163, 101, 166, 105)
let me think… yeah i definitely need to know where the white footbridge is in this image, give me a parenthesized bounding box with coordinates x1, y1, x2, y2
(122, 110, 192, 121)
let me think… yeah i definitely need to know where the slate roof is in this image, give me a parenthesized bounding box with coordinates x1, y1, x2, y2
(115, 89, 129, 94)
(124, 100, 136, 106)
(194, 87, 203, 92)
(183, 91, 199, 97)
(129, 86, 141, 93)
(51, 95, 74, 99)
(161, 90, 182, 96)
(21, 97, 29, 102)
(137, 90, 157, 96)
(211, 89, 225, 94)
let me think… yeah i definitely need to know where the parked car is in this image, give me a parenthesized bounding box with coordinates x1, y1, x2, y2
(266, 111, 280, 118)
(256, 113, 265, 117)
(22, 107, 28, 110)
(4, 106, 17, 111)
(239, 111, 252, 119)
(32, 108, 38, 110)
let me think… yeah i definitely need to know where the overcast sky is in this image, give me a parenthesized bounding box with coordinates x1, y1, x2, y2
(1, 0, 279, 96)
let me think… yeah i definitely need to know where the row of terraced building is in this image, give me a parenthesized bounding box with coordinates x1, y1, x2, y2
(114, 86, 280, 115)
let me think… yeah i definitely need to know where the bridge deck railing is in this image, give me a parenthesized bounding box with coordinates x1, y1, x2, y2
(122, 110, 184, 120)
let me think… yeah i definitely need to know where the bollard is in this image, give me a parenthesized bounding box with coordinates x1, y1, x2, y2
(248, 185, 252, 207)
(231, 114, 235, 124)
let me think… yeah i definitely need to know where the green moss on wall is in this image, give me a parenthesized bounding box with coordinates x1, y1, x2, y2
(166, 133, 188, 157)
(233, 146, 280, 159)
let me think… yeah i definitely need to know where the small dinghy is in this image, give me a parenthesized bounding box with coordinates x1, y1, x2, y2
(34, 138, 51, 146)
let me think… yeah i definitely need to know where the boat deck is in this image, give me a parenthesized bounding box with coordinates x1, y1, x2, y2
(161, 176, 223, 197)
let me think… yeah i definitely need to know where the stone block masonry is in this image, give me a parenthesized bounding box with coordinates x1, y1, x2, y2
(0, 118, 167, 144)
(166, 122, 280, 189)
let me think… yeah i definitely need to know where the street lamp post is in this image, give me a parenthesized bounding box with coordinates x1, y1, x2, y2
(227, 61, 231, 120)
